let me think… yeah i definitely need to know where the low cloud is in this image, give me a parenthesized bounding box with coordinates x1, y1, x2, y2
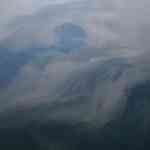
(0, 0, 150, 129)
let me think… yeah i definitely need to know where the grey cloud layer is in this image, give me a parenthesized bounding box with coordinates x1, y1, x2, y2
(0, 0, 119, 51)
(1, 0, 150, 57)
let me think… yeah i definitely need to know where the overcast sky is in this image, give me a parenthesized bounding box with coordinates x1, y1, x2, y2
(1, 0, 150, 55)
(0, 0, 80, 31)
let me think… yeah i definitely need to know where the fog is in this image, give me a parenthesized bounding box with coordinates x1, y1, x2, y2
(0, 0, 150, 129)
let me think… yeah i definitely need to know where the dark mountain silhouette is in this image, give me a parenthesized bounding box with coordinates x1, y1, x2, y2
(1, 57, 150, 150)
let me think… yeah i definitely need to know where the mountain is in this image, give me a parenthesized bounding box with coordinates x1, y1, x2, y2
(1, 55, 150, 149)
(0, 55, 150, 150)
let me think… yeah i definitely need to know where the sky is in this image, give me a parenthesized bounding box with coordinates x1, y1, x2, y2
(0, 0, 80, 32)
(0, 0, 150, 54)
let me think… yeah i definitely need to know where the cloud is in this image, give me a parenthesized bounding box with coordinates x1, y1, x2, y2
(0, 0, 81, 34)
(0, 0, 120, 51)
(1, 0, 150, 130)
(118, 0, 150, 51)
(1, 0, 150, 57)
